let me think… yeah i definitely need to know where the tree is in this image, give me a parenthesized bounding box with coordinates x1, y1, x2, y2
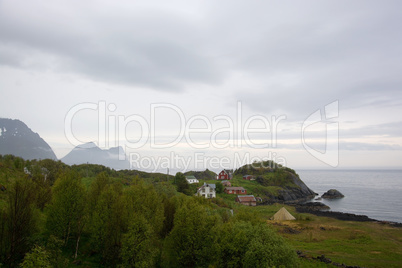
(19, 245, 51, 268)
(242, 223, 297, 267)
(213, 220, 297, 267)
(120, 216, 159, 268)
(45, 171, 86, 250)
(163, 198, 219, 267)
(45, 236, 69, 268)
(124, 182, 165, 237)
(31, 172, 52, 211)
(215, 181, 223, 194)
(1, 178, 38, 266)
(87, 171, 110, 214)
(175, 172, 189, 195)
(89, 184, 125, 266)
(213, 221, 254, 267)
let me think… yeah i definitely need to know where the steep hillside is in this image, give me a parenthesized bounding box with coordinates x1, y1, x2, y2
(0, 118, 57, 160)
(233, 161, 316, 203)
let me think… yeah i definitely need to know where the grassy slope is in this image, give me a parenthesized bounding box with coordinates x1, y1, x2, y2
(268, 206, 402, 268)
(217, 200, 402, 268)
(204, 175, 402, 267)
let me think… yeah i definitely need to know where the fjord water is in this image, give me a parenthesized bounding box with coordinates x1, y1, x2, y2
(297, 170, 402, 223)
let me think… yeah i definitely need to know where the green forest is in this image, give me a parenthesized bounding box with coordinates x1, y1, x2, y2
(0, 154, 297, 267)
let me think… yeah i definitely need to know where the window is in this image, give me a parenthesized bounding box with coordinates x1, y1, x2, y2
(202, 189, 205, 193)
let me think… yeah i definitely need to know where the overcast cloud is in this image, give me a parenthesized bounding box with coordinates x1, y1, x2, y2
(0, 0, 401, 169)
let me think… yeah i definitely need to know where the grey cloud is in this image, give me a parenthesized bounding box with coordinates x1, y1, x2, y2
(274, 141, 402, 151)
(225, 1, 402, 118)
(1, 0, 401, 162)
(339, 142, 402, 151)
(341, 121, 402, 139)
(0, 2, 222, 91)
(1, 0, 401, 100)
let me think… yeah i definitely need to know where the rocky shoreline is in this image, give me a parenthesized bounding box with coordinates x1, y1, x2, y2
(293, 202, 402, 227)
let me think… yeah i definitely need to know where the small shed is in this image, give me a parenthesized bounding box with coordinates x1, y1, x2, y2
(243, 175, 254, 180)
(222, 180, 231, 187)
(236, 195, 257, 206)
(185, 175, 199, 184)
(224, 186, 247, 195)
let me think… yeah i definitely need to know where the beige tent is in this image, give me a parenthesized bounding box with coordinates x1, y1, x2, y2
(271, 207, 296, 221)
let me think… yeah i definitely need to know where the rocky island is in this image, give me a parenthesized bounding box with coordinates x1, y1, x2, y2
(322, 189, 344, 199)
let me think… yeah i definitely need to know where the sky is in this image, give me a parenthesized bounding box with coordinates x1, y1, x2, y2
(1, 0, 402, 172)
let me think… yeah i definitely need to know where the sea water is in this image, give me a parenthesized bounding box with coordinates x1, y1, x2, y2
(297, 170, 402, 223)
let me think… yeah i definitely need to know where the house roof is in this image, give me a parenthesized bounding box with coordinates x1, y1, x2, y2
(185, 175, 198, 180)
(237, 195, 256, 202)
(199, 182, 215, 190)
(223, 169, 233, 174)
(225, 187, 246, 191)
(207, 183, 216, 189)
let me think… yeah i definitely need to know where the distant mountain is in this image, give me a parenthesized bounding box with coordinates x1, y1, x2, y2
(61, 142, 130, 170)
(0, 118, 57, 160)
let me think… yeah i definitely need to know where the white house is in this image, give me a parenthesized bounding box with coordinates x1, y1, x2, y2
(185, 175, 199, 184)
(196, 182, 216, 198)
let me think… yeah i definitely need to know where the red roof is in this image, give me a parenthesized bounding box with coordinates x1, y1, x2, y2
(225, 187, 245, 191)
(237, 195, 256, 202)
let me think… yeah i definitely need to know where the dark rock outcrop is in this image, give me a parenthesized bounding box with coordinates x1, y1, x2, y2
(295, 209, 376, 222)
(260, 172, 317, 204)
(322, 189, 344, 199)
(294, 202, 330, 211)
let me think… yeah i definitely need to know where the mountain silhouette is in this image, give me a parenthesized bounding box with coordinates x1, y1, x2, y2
(0, 118, 57, 160)
(61, 142, 130, 170)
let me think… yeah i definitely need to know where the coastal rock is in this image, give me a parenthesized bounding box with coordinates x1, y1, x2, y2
(234, 162, 317, 204)
(294, 202, 330, 211)
(259, 172, 317, 204)
(295, 210, 375, 222)
(322, 189, 344, 199)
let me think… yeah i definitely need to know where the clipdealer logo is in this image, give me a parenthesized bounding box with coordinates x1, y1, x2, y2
(64, 100, 339, 170)
(64, 101, 286, 150)
(301, 101, 339, 167)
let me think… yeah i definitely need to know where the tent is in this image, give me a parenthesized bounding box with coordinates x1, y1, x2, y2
(271, 207, 296, 221)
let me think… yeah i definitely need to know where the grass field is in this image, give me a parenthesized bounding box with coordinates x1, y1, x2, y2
(242, 204, 402, 268)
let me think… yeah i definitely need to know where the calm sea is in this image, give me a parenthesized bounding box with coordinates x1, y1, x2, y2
(296, 170, 402, 223)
